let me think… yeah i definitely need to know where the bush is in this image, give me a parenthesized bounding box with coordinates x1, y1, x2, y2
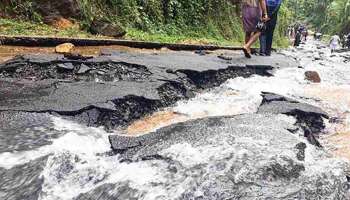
(0, 0, 292, 46)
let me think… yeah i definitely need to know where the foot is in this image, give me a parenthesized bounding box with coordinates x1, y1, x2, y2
(243, 46, 252, 58)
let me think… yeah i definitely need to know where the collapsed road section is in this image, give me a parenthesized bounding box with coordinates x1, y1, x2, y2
(109, 92, 330, 151)
(0, 50, 287, 130)
(1, 46, 350, 200)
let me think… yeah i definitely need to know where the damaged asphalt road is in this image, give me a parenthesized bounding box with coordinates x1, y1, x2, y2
(1, 47, 350, 200)
(0, 49, 331, 148)
(0, 50, 287, 129)
(0, 50, 330, 147)
(110, 92, 330, 151)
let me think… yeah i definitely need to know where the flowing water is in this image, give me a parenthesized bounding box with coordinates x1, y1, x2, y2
(1, 40, 350, 200)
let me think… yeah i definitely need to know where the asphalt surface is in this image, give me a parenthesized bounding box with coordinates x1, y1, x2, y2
(0, 50, 293, 128)
(1, 47, 349, 200)
(110, 92, 329, 151)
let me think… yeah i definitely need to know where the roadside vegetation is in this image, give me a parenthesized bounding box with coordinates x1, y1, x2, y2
(287, 0, 350, 34)
(0, 18, 94, 38)
(0, 0, 294, 47)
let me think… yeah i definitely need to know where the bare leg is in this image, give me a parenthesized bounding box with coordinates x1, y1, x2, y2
(243, 32, 254, 58)
(244, 31, 262, 53)
(245, 32, 252, 44)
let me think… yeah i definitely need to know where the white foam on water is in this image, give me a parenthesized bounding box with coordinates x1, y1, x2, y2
(33, 119, 184, 200)
(303, 140, 348, 179)
(174, 86, 263, 118)
(174, 66, 306, 119)
(0, 117, 110, 169)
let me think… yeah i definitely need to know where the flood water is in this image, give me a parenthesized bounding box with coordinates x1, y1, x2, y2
(1, 40, 350, 199)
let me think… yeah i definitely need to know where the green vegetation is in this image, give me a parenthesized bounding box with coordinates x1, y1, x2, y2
(287, 0, 350, 34)
(0, 0, 293, 47)
(125, 28, 242, 46)
(0, 18, 94, 38)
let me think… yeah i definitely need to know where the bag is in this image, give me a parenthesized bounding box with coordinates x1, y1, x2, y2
(256, 20, 266, 32)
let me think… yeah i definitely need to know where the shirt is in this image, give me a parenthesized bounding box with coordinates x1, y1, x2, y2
(330, 35, 340, 45)
(266, 0, 283, 7)
(266, 0, 282, 16)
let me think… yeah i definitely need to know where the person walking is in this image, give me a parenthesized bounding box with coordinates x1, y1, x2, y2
(241, 0, 269, 58)
(302, 27, 308, 41)
(329, 35, 341, 53)
(259, 0, 283, 56)
(294, 28, 302, 47)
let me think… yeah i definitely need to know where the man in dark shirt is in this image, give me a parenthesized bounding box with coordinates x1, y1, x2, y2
(259, 0, 283, 56)
(294, 29, 301, 47)
(346, 33, 350, 49)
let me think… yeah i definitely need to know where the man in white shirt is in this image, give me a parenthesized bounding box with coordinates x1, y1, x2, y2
(329, 35, 341, 53)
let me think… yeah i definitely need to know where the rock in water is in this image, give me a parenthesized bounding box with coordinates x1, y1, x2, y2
(305, 71, 321, 83)
(55, 43, 75, 54)
(89, 19, 126, 37)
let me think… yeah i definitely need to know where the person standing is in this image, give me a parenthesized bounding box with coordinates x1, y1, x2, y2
(329, 35, 341, 53)
(344, 33, 350, 49)
(259, 0, 283, 56)
(241, 0, 269, 58)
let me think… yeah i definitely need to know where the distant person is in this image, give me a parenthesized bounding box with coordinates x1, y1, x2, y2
(259, 0, 283, 56)
(287, 26, 293, 38)
(341, 34, 347, 49)
(346, 33, 350, 49)
(302, 28, 308, 41)
(329, 35, 341, 53)
(294, 29, 302, 47)
(241, 0, 269, 58)
(298, 25, 307, 42)
(290, 27, 295, 39)
(315, 32, 323, 41)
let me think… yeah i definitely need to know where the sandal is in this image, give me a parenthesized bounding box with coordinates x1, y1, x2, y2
(243, 47, 252, 58)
